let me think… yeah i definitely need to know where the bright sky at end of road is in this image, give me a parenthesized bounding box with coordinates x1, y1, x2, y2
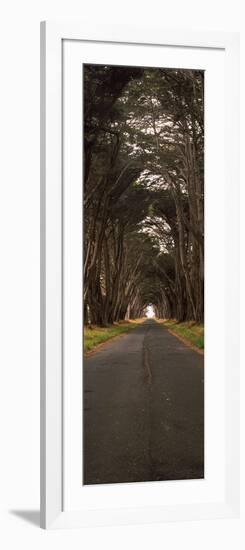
(146, 305, 154, 318)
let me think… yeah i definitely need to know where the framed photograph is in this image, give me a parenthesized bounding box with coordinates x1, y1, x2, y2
(40, 22, 240, 529)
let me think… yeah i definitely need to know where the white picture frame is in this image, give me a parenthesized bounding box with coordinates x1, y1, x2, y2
(40, 22, 240, 529)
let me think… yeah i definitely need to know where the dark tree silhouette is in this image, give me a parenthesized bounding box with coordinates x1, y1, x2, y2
(84, 65, 204, 325)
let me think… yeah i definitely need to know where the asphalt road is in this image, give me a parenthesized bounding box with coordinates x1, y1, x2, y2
(83, 319, 204, 485)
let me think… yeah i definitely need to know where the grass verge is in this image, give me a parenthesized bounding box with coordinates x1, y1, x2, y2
(158, 319, 204, 350)
(84, 319, 144, 354)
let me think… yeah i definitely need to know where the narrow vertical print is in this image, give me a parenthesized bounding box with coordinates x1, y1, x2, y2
(83, 65, 204, 485)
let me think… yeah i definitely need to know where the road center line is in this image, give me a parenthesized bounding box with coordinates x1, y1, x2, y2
(143, 328, 152, 385)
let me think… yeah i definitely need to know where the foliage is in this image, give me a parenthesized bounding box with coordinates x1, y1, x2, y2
(84, 321, 142, 353)
(159, 320, 204, 349)
(84, 65, 204, 325)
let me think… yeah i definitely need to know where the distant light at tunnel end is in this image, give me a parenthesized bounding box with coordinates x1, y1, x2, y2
(146, 305, 154, 318)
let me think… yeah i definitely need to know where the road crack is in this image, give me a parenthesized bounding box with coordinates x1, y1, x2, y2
(143, 328, 152, 385)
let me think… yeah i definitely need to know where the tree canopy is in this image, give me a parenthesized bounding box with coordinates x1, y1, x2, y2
(84, 64, 204, 325)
